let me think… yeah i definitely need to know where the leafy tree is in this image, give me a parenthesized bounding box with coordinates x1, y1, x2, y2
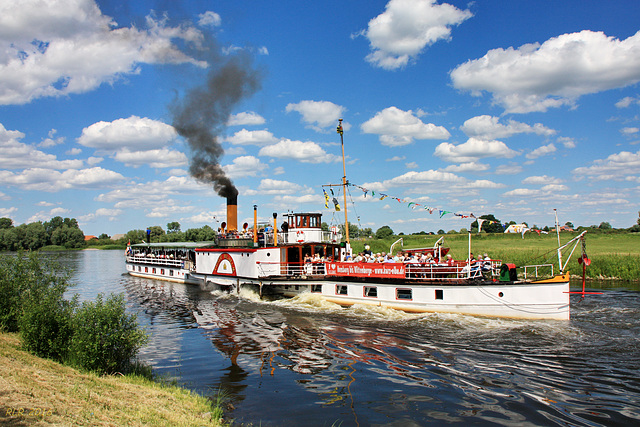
(340, 223, 360, 238)
(437, 229, 445, 235)
(375, 225, 394, 239)
(470, 214, 503, 233)
(44, 216, 64, 237)
(598, 221, 612, 230)
(126, 229, 147, 244)
(51, 226, 85, 248)
(184, 225, 217, 241)
(565, 221, 574, 229)
(163, 231, 186, 242)
(63, 218, 79, 229)
(167, 221, 181, 233)
(0, 252, 70, 333)
(16, 222, 48, 250)
(0, 227, 19, 250)
(146, 225, 165, 242)
(0, 217, 13, 229)
(98, 233, 110, 240)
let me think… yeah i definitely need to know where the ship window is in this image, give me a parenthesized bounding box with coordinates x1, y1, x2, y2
(364, 286, 378, 298)
(169, 270, 174, 276)
(311, 284, 322, 293)
(152, 268, 156, 274)
(161, 269, 165, 275)
(336, 285, 348, 295)
(145, 267, 148, 273)
(396, 288, 412, 300)
(295, 285, 299, 291)
(435, 289, 443, 300)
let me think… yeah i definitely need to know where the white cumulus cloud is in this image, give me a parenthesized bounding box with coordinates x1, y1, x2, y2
(526, 143, 557, 160)
(461, 115, 556, 139)
(0, 123, 83, 170)
(226, 129, 278, 146)
(223, 156, 268, 178)
(77, 115, 177, 151)
(361, 106, 450, 146)
(451, 30, 640, 113)
(286, 100, 346, 132)
(113, 148, 188, 169)
(227, 111, 266, 126)
(362, 0, 472, 70)
(0, 0, 206, 105)
(259, 139, 341, 163)
(0, 167, 124, 192)
(573, 150, 640, 181)
(434, 138, 519, 163)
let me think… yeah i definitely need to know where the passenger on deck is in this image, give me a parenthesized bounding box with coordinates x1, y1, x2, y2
(304, 254, 313, 274)
(482, 253, 492, 272)
(445, 254, 454, 266)
(364, 245, 372, 256)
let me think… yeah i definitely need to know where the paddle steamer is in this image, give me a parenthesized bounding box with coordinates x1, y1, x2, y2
(126, 120, 588, 320)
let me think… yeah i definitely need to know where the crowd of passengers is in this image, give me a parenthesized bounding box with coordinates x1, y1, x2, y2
(343, 247, 494, 272)
(129, 249, 190, 260)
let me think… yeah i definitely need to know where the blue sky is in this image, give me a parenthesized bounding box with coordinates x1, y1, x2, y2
(1, 0, 640, 237)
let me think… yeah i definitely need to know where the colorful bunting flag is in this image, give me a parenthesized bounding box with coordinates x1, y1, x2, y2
(327, 182, 527, 227)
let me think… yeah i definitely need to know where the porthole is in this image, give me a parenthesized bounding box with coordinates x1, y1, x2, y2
(498, 292, 504, 297)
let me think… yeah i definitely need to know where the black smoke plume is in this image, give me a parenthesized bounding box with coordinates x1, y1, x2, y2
(171, 53, 262, 199)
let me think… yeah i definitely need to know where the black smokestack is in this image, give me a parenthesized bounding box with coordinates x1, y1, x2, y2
(171, 53, 262, 199)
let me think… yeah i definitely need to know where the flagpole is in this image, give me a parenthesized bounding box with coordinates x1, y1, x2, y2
(337, 119, 350, 246)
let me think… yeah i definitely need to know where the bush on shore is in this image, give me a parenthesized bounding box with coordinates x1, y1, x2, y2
(0, 252, 148, 375)
(70, 293, 148, 374)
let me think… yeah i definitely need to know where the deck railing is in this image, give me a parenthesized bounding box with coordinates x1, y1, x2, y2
(256, 260, 503, 281)
(259, 231, 339, 246)
(126, 255, 185, 268)
(521, 263, 554, 279)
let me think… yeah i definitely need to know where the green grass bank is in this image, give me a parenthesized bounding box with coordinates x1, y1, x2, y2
(0, 332, 223, 426)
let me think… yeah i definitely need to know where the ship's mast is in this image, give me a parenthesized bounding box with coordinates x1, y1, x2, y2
(337, 119, 350, 246)
(554, 209, 563, 270)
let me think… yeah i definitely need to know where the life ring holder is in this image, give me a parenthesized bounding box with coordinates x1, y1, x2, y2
(297, 230, 305, 243)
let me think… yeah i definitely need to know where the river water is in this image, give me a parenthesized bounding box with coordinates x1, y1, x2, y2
(54, 249, 639, 426)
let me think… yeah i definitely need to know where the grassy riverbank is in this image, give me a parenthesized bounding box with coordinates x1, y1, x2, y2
(0, 332, 222, 426)
(352, 232, 640, 280)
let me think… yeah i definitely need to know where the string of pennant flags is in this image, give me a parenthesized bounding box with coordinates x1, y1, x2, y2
(323, 183, 505, 232)
(322, 183, 552, 237)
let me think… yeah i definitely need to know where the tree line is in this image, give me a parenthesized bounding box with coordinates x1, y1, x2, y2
(1, 211, 638, 251)
(0, 216, 85, 250)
